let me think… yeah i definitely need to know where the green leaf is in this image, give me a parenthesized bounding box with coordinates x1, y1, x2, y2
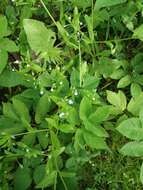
(3, 102, 19, 121)
(0, 15, 8, 37)
(37, 132, 49, 149)
(107, 90, 126, 112)
(14, 167, 32, 190)
(0, 50, 8, 74)
(35, 92, 52, 124)
(127, 93, 143, 116)
(120, 142, 143, 157)
(89, 106, 110, 124)
(74, 129, 84, 153)
(50, 130, 61, 150)
(12, 98, 31, 123)
(84, 120, 108, 137)
(117, 75, 131, 88)
(70, 69, 80, 87)
(23, 19, 56, 53)
(0, 38, 19, 52)
(33, 164, 46, 185)
(140, 163, 143, 184)
(0, 117, 25, 135)
(139, 108, 143, 125)
(133, 25, 143, 41)
(95, 0, 127, 10)
(130, 83, 142, 98)
(79, 97, 92, 121)
(117, 118, 143, 141)
(0, 69, 33, 87)
(72, 0, 92, 9)
(36, 171, 57, 188)
(83, 130, 108, 150)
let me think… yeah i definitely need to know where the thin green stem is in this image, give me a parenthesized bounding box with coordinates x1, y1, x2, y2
(11, 128, 50, 138)
(40, 0, 57, 26)
(94, 37, 134, 44)
(78, 39, 82, 87)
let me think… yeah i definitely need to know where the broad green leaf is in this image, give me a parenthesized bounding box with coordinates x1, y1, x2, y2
(0, 69, 33, 87)
(83, 130, 108, 150)
(22, 134, 36, 146)
(72, 0, 92, 9)
(0, 50, 8, 74)
(14, 167, 32, 190)
(33, 165, 46, 185)
(89, 106, 110, 124)
(36, 171, 57, 188)
(127, 93, 143, 116)
(37, 132, 49, 149)
(120, 142, 143, 157)
(133, 25, 143, 41)
(130, 83, 142, 98)
(0, 38, 19, 52)
(57, 124, 75, 133)
(110, 68, 125, 80)
(84, 120, 108, 137)
(95, 0, 127, 10)
(140, 163, 143, 184)
(117, 75, 131, 88)
(70, 69, 80, 87)
(117, 118, 143, 141)
(107, 90, 126, 111)
(74, 129, 84, 153)
(12, 98, 31, 123)
(0, 117, 25, 135)
(3, 102, 19, 121)
(0, 15, 8, 37)
(23, 19, 56, 53)
(35, 92, 52, 124)
(79, 97, 92, 121)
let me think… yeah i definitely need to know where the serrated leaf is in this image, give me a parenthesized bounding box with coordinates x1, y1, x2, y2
(35, 92, 52, 124)
(14, 167, 32, 190)
(107, 90, 126, 112)
(120, 142, 143, 157)
(117, 75, 131, 88)
(117, 118, 143, 141)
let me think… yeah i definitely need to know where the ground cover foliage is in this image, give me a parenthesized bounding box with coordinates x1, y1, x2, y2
(1, 0, 143, 189)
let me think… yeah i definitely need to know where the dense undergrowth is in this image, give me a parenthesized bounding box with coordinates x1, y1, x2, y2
(1, 0, 143, 189)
